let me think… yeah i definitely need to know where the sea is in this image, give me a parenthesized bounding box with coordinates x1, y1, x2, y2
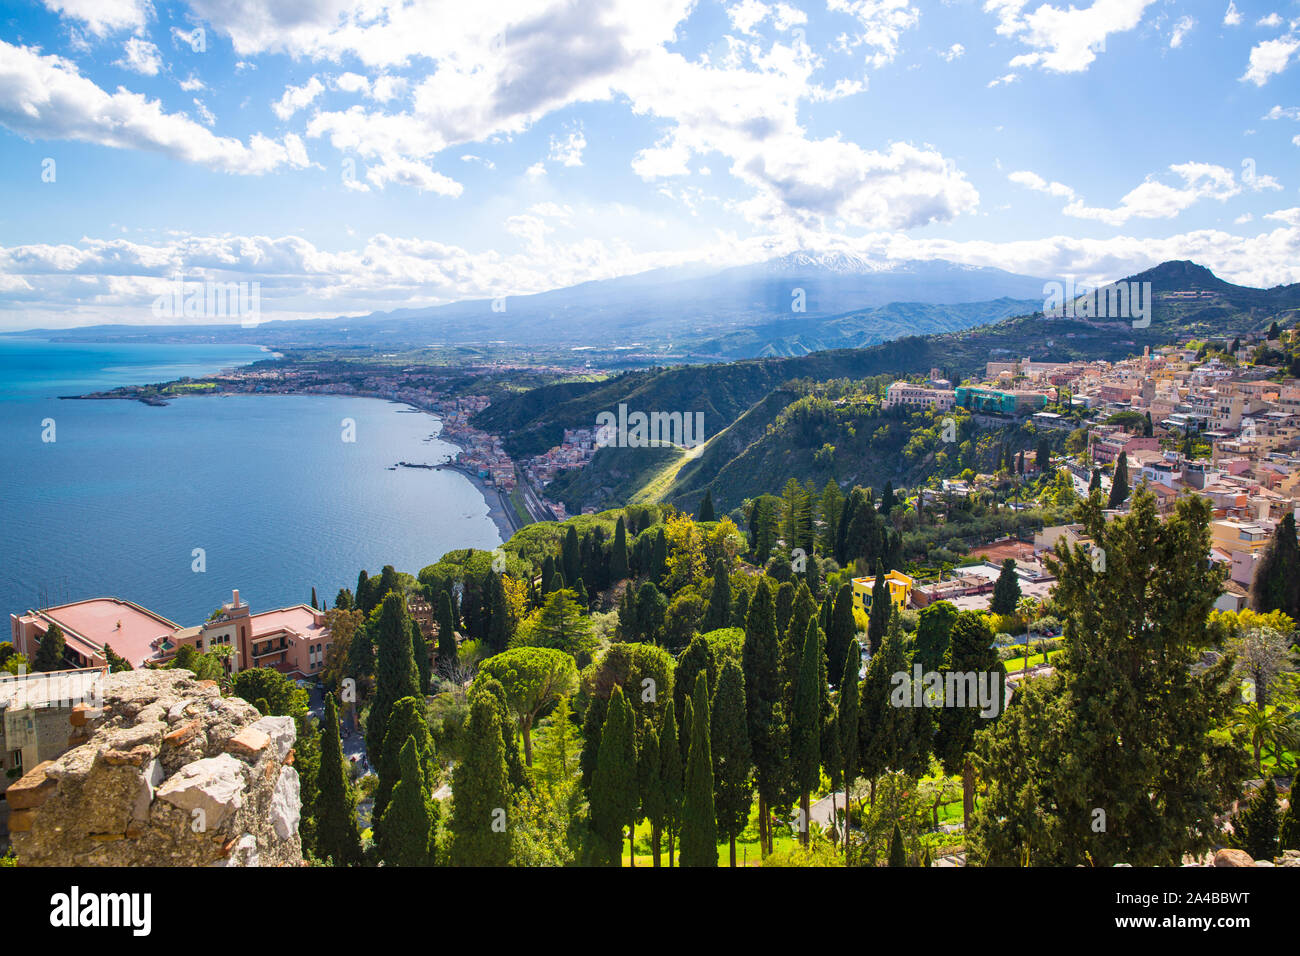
(0, 338, 502, 627)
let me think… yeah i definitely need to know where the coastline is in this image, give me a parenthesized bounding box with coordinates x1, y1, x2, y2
(412, 407, 522, 543)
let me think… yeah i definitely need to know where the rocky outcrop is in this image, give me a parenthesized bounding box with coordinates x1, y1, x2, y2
(9, 670, 301, 867)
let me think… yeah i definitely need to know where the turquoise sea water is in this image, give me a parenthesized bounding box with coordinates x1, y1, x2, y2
(0, 339, 501, 625)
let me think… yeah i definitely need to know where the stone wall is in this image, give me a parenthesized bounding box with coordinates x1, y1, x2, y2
(8, 669, 301, 867)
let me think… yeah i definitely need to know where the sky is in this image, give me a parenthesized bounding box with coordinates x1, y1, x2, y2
(0, 0, 1299, 330)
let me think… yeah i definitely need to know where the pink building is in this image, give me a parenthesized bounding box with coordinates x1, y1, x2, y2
(10, 589, 331, 680)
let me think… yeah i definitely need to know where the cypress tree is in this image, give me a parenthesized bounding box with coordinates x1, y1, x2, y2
(486, 570, 513, 653)
(826, 583, 855, 689)
(450, 687, 511, 866)
(743, 577, 787, 856)
(651, 528, 668, 583)
(1278, 792, 1300, 851)
(1251, 513, 1300, 621)
(591, 686, 638, 866)
(698, 490, 716, 522)
(679, 675, 717, 867)
(935, 610, 1003, 829)
(1089, 468, 1102, 493)
(366, 591, 421, 769)
(704, 559, 732, 632)
(33, 623, 65, 672)
(611, 516, 630, 581)
(436, 590, 460, 674)
(990, 558, 1021, 616)
(659, 699, 683, 867)
(409, 617, 431, 695)
(311, 587, 318, 610)
(866, 565, 891, 654)
(791, 618, 822, 847)
(102, 643, 133, 673)
(888, 821, 906, 867)
(579, 694, 608, 793)
(374, 695, 435, 822)
(639, 723, 665, 866)
(355, 569, 370, 613)
(1108, 450, 1130, 508)
(315, 693, 362, 866)
(711, 658, 752, 866)
(562, 525, 581, 588)
(838, 638, 861, 861)
(376, 736, 436, 866)
(1237, 778, 1280, 861)
(1036, 438, 1050, 473)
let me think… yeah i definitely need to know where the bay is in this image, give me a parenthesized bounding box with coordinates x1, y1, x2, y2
(0, 339, 501, 627)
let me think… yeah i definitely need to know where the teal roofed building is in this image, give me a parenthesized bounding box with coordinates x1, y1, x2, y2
(955, 386, 1052, 416)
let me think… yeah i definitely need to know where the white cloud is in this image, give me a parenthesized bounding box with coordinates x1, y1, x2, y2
(828, 0, 921, 68)
(727, 0, 771, 35)
(5, 222, 1300, 330)
(178, 74, 205, 92)
(116, 36, 162, 76)
(1013, 162, 1271, 225)
(985, 0, 1157, 73)
(987, 72, 1018, 87)
(1264, 105, 1300, 120)
(548, 128, 587, 167)
(1241, 33, 1300, 85)
(272, 77, 324, 121)
(192, 98, 215, 126)
(0, 41, 309, 176)
(525, 161, 547, 180)
(43, 0, 150, 36)
(1235, 213, 1253, 223)
(1258, 13, 1283, 28)
(1224, 1, 1242, 26)
(1170, 16, 1195, 48)
(941, 43, 965, 61)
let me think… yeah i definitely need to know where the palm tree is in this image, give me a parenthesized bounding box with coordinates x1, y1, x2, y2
(1230, 703, 1300, 774)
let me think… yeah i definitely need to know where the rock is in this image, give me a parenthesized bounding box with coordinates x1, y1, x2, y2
(225, 726, 270, 758)
(157, 754, 247, 830)
(11, 670, 301, 867)
(270, 766, 301, 840)
(252, 716, 295, 763)
(1214, 848, 1255, 867)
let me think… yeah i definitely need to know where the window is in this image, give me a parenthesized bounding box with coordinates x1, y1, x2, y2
(11, 749, 22, 775)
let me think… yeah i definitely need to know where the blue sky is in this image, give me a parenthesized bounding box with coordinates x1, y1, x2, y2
(0, 0, 1298, 329)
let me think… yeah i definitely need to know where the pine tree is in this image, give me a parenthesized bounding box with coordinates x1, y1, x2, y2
(659, 699, 683, 867)
(1108, 450, 1130, 508)
(1237, 778, 1279, 861)
(698, 490, 716, 522)
(680, 675, 717, 866)
(376, 736, 436, 866)
(990, 558, 1021, 615)
(611, 516, 630, 581)
(838, 638, 861, 860)
(711, 658, 752, 866)
(591, 687, 638, 866)
(819, 479, 844, 555)
(1251, 513, 1300, 621)
(315, 692, 362, 866)
(704, 559, 732, 632)
(450, 686, 511, 866)
(791, 617, 822, 847)
(888, 821, 906, 867)
(436, 590, 460, 674)
(33, 623, 65, 672)
(366, 592, 421, 770)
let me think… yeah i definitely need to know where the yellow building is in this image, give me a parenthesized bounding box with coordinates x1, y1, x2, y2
(1210, 519, 1273, 556)
(852, 570, 915, 613)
